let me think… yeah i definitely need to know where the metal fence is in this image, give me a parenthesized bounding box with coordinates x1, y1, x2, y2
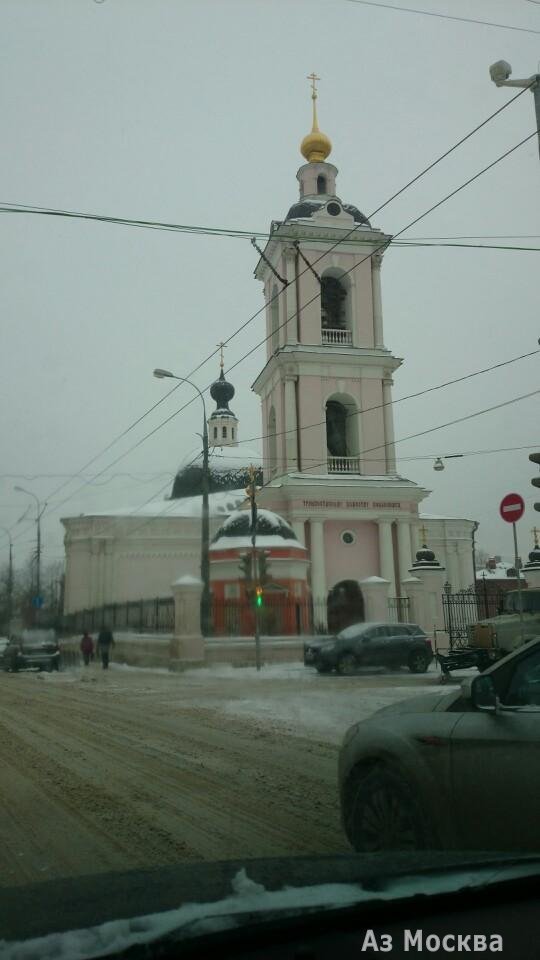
(442, 586, 505, 648)
(61, 597, 175, 636)
(211, 596, 330, 637)
(387, 597, 410, 624)
(62, 592, 414, 639)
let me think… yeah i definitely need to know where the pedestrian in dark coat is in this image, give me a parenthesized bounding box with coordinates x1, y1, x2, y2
(97, 628, 114, 669)
(80, 631, 94, 666)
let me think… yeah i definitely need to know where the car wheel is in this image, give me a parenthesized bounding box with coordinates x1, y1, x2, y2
(347, 766, 430, 853)
(337, 654, 357, 676)
(316, 663, 331, 674)
(408, 650, 429, 673)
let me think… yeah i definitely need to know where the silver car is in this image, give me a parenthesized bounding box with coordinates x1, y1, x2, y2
(339, 638, 540, 853)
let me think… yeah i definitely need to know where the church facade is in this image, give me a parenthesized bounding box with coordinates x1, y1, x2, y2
(62, 81, 476, 622)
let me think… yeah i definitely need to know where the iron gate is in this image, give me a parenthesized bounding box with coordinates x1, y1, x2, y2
(442, 587, 504, 648)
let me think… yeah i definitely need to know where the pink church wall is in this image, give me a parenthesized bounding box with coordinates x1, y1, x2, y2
(297, 375, 326, 472)
(323, 520, 380, 588)
(353, 257, 375, 346)
(360, 378, 386, 473)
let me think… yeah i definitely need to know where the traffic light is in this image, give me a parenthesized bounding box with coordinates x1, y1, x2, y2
(530, 452, 540, 512)
(255, 585, 263, 608)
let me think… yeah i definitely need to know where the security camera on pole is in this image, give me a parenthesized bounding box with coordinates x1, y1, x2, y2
(499, 492, 526, 644)
(489, 60, 540, 163)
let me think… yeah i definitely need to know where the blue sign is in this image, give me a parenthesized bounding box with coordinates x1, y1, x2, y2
(32, 595, 44, 609)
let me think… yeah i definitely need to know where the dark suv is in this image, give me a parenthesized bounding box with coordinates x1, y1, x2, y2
(308, 621, 433, 675)
(3, 630, 61, 673)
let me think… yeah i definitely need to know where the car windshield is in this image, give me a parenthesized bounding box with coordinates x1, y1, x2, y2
(1, 1, 539, 952)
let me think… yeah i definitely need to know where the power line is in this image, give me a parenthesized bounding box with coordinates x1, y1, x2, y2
(225, 127, 540, 382)
(232, 345, 540, 447)
(3, 202, 540, 252)
(289, 389, 540, 478)
(210, 443, 540, 465)
(25, 123, 540, 535)
(11, 95, 535, 539)
(345, 0, 540, 34)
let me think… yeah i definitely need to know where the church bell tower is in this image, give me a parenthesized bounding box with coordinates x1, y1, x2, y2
(251, 76, 428, 605)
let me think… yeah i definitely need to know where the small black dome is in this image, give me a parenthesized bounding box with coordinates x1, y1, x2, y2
(415, 546, 436, 564)
(411, 544, 442, 569)
(285, 199, 370, 227)
(211, 509, 297, 544)
(526, 546, 540, 565)
(210, 368, 235, 409)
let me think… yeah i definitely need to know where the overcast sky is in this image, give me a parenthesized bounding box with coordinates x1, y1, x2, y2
(1, 0, 539, 574)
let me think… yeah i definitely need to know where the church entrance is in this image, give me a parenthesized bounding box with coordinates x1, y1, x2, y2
(327, 580, 365, 634)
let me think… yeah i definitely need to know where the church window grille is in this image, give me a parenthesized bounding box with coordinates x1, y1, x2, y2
(222, 426, 227, 439)
(326, 400, 349, 457)
(321, 275, 347, 330)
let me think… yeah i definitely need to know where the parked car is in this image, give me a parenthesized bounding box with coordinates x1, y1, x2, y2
(0, 636, 9, 668)
(303, 635, 332, 665)
(3, 629, 61, 673)
(306, 621, 433, 675)
(339, 637, 540, 854)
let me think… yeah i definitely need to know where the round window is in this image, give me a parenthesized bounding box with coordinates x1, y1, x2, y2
(326, 201, 341, 216)
(341, 530, 356, 545)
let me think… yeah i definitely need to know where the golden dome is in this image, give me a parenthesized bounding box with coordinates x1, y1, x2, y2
(301, 72, 332, 163)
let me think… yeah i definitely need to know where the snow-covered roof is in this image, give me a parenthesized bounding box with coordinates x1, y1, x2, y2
(211, 535, 306, 552)
(211, 508, 304, 551)
(67, 489, 247, 521)
(420, 513, 476, 523)
(476, 563, 525, 581)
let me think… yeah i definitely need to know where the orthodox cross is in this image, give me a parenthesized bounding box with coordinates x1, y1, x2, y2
(419, 523, 428, 546)
(307, 72, 320, 99)
(216, 341, 227, 369)
(533, 526, 539, 548)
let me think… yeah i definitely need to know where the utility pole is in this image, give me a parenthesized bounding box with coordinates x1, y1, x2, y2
(1, 527, 14, 631)
(489, 61, 540, 162)
(245, 465, 262, 670)
(14, 486, 45, 624)
(153, 369, 211, 636)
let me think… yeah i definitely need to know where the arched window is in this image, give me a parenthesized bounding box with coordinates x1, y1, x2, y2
(222, 426, 227, 439)
(327, 581, 365, 633)
(213, 426, 218, 439)
(321, 275, 347, 330)
(268, 406, 277, 477)
(270, 285, 279, 352)
(232, 427, 235, 440)
(326, 400, 348, 457)
(317, 174, 327, 194)
(326, 393, 360, 472)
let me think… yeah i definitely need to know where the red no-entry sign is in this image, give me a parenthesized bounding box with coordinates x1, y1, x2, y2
(499, 492, 525, 523)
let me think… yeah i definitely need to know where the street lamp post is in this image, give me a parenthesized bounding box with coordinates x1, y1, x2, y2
(0, 527, 14, 631)
(14, 486, 45, 619)
(153, 369, 211, 635)
(489, 60, 540, 161)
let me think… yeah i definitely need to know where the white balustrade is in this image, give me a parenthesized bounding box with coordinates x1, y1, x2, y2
(321, 328, 352, 345)
(328, 456, 361, 474)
